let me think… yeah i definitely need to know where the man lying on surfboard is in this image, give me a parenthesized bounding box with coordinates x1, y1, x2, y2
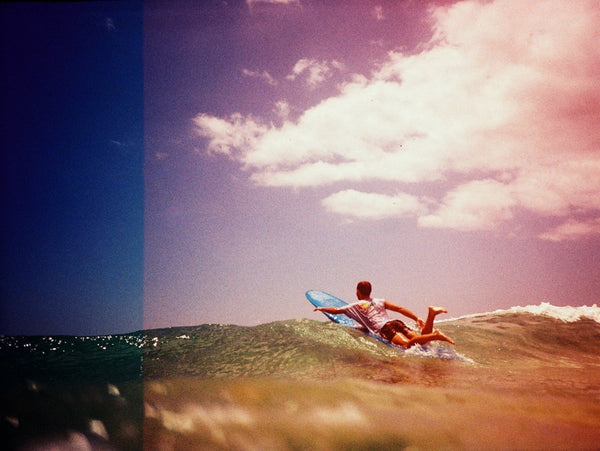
(314, 281, 455, 349)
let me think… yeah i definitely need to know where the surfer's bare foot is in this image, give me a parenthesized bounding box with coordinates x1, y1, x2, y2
(429, 306, 448, 317)
(434, 330, 455, 345)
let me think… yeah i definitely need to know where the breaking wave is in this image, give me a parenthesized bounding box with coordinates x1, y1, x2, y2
(448, 302, 600, 324)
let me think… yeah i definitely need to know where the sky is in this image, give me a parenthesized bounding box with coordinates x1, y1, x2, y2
(1, 2, 144, 336)
(2, 0, 599, 336)
(145, 0, 600, 331)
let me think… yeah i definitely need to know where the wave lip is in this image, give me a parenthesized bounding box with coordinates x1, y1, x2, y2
(449, 302, 600, 324)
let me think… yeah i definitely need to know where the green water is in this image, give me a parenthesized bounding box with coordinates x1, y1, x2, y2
(2, 311, 600, 449)
(141, 315, 600, 450)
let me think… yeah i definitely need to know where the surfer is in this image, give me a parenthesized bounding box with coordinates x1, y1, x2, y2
(314, 281, 455, 348)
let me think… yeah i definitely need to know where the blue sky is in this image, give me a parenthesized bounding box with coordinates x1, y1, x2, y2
(2, 0, 599, 336)
(1, 2, 144, 335)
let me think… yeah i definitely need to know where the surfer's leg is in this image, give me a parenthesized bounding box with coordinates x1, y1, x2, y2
(421, 306, 448, 334)
(406, 330, 455, 348)
(390, 333, 410, 348)
(389, 322, 455, 349)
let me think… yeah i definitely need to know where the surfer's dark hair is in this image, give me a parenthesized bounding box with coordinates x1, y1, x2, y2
(357, 281, 372, 297)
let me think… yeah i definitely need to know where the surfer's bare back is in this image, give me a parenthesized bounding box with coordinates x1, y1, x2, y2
(314, 281, 455, 349)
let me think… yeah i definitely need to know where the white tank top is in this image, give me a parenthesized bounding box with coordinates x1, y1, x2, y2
(342, 298, 390, 335)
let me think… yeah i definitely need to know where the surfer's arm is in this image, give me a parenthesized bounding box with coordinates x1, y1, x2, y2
(384, 301, 424, 328)
(314, 306, 346, 315)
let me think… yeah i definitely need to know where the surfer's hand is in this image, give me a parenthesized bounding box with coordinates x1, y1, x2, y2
(314, 307, 322, 312)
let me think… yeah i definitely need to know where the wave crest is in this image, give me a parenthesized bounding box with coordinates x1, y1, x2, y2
(451, 302, 600, 324)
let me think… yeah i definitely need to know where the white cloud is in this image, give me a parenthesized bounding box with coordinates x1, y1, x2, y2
(242, 68, 277, 86)
(286, 58, 343, 89)
(194, 0, 600, 240)
(193, 113, 267, 159)
(273, 101, 291, 120)
(511, 160, 600, 216)
(539, 218, 600, 242)
(418, 179, 517, 231)
(322, 190, 428, 220)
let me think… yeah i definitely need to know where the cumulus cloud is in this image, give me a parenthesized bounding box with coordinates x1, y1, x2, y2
(418, 179, 517, 231)
(286, 58, 344, 89)
(193, 113, 267, 159)
(194, 0, 600, 240)
(322, 190, 428, 220)
(539, 218, 600, 242)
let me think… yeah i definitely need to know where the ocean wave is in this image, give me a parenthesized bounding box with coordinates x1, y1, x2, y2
(449, 302, 600, 324)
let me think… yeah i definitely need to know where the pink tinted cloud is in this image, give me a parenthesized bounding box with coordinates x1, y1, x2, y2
(286, 58, 344, 89)
(194, 0, 600, 240)
(322, 189, 428, 220)
(539, 218, 600, 242)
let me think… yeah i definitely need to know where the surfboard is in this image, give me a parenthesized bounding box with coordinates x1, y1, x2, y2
(305, 290, 359, 327)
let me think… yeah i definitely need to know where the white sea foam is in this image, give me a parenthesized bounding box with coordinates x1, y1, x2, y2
(405, 343, 474, 363)
(449, 302, 600, 324)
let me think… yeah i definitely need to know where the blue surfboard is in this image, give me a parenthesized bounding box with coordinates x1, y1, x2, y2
(305, 290, 359, 328)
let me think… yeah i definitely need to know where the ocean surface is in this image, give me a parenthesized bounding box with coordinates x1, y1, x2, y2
(1, 303, 600, 450)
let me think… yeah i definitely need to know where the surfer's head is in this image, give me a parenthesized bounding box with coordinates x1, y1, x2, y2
(356, 281, 372, 299)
